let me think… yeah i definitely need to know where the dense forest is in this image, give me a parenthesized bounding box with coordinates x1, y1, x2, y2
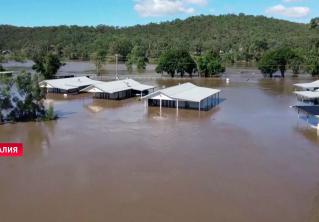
(0, 14, 318, 63)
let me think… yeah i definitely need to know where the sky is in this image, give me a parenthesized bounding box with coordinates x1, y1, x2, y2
(0, 0, 318, 27)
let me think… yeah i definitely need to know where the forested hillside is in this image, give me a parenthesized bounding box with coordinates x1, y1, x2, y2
(0, 14, 318, 63)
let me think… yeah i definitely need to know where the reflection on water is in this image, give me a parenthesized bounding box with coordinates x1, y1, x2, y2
(295, 126, 319, 145)
(0, 121, 56, 157)
(310, 191, 319, 222)
(146, 105, 220, 121)
(1, 76, 319, 222)
(84, 98, 140, 113)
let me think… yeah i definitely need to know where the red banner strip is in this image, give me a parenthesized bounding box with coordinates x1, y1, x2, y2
(0, 143, 24, 157)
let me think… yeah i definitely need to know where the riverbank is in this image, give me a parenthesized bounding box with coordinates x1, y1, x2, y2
(2, 60, 316, 83)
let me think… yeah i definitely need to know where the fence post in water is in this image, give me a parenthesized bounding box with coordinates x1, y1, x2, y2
(176, 100, 179, 117)
(160, 98, 162, 117)
(115, 54, 119, 80)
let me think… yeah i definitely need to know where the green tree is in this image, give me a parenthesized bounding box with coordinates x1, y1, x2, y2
(197, 51, 225, 77)
(109, 38, 132, 59)
(258, 47, 298, 78)
(310, 17, 319, 29)
(90, 49, 107, 75)
(251, 39, 269, 62)
(0, 71, 57, 123)
(32, 53, 63, 79)
(126, 45, 148, 73)
(289, 51, 304, 75)
(0, 76, 13, 123)
(305, 50, 319, 76)
(10, 72, 45, 121)
(156, 49, 197, 78)
(44, 105, 57, 121)
(258, 51, 279, 78)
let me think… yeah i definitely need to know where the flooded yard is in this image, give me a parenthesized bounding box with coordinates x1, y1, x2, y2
(0, 69, 319, 222)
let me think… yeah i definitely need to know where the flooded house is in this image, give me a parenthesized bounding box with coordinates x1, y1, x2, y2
(142, 83, 221, 111)
(294, 80, 319, 91)
(80, 79, 155, 100)
(0, 71, 13, 78)
(39, 76, 100, 94)
(293, 81, 319, 129)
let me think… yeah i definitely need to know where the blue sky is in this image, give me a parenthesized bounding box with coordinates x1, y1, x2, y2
(0, 0, 318, 27)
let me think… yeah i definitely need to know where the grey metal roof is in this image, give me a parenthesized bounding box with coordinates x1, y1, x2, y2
(81, 79, 155, 94)
(294, 80, 319, 90)
(39, 77, 100, 90)
(143, 83, 221, 102)
(294, 91, 319, 99)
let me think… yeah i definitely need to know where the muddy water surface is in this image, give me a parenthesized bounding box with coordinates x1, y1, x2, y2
(0, 77, 319, 222)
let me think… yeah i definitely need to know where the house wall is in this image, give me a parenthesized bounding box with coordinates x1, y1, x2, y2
(94, 89, 152, 100)
(94, 89, 134, 100)
(47, 88, 75, 94)
(148, 93, 220, 111)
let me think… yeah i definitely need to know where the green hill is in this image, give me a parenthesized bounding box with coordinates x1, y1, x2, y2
(0, 14, 318, 62)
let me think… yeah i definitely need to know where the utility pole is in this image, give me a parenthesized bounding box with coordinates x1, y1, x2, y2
(115, 54, 119, 80)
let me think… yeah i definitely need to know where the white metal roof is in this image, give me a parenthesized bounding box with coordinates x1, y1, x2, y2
(143, 83, 221, 102)
(0, 71, 13, 74)
(81, 79, 155, 94)
(294, 91, 319, 99)
(39, 76, 100, 91)
(294, 80, 319, 90)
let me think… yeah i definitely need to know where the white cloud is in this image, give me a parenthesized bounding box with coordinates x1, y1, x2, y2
(266, 4, 310, 18)
(134, 0, 207, 17)
(283, 0, 304, 2)
(184, 0, 208, 6)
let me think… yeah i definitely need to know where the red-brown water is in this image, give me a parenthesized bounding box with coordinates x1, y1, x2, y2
(0, 77, 319, 222)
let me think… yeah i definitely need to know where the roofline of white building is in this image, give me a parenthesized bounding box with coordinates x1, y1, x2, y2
(142, 83, 221, 103)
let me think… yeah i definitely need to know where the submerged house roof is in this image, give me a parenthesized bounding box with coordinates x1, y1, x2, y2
(39, 76, 100, 91)
(294, 80, 319, 90)
(81, 79, 155, 94)
(294, 91, 319, 99)
(143, 83, 221, 102)
(0, 71, 13, 75)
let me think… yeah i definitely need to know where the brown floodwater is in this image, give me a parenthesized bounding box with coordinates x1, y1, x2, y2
(1, 76, 319, 222)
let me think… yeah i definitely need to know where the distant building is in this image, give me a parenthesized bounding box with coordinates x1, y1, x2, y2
(81, 79, 155, 100)
(1, 50, 11, 55)
(142, 83, 221, 111)
(0, 71, 13, 78)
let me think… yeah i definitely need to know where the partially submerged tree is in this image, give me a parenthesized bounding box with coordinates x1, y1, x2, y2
(258, 47, 300, 78)
(32, 53, 63, 79)
(289, 54, 304, 75)
(0, 71, 56, 123)
(109, 38, 132, 59)
(257, 51, 278, 78)
(251, 39, 269, 62)
(197, 51, 225, 77)
(305, 50, 319, 76)
(156, 49, 197, 78)
(126, 45, 148, 73)
(90, 49, 107, 75)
